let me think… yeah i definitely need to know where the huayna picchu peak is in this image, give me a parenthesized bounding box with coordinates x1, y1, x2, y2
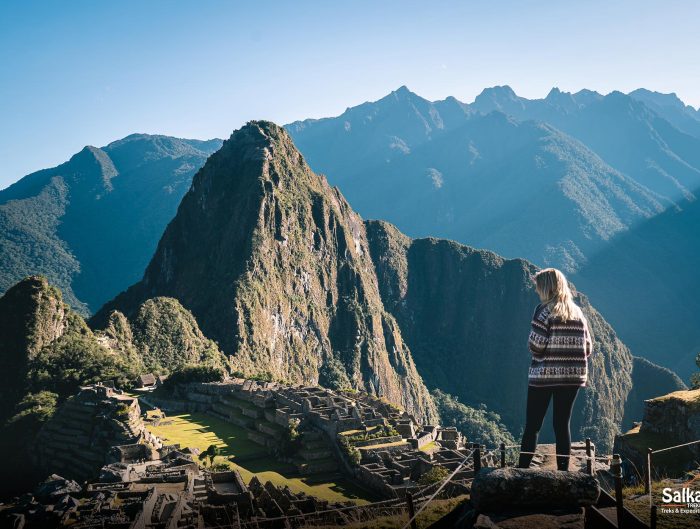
(94, 121, 438, 423)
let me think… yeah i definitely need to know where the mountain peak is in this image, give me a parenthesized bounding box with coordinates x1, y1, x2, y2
(472, 85, 526, 116)
(628, 88, 693, 111)
(96, 121, 437, 422)
(545, 87, 578, 110)
(475, 85, 519, 101)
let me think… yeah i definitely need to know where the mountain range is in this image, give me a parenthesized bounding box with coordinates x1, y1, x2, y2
(0, 86, 697, 392)
(88, 122, 685, 448)
(3, 122, 682, 458)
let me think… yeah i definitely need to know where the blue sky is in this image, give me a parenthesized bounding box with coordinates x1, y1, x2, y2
(1, 0, 698, 189)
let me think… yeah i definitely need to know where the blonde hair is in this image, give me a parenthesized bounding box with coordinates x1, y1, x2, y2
(534, 268, 584, 322)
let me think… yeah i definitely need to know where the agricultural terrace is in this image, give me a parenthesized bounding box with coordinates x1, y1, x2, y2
(146, 412, 374, 504)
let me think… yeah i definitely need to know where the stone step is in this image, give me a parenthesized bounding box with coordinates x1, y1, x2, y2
(298, 448, 333, 461)
(301, 439, 328, 451)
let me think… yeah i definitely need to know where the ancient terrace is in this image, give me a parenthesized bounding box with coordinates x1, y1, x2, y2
(4, 379, 636, 528)
(142, 378, 472, 498)
(3, 380, 476, 528)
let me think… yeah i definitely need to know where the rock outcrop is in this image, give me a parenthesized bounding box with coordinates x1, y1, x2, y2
(0, 276, 77, 422)
(471, 468, 600, 511)
(615, 388, 700, 477)
(94, 122, 437, 423)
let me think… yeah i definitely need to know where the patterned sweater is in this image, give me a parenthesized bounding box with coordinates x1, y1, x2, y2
(527, 303, 593, 387)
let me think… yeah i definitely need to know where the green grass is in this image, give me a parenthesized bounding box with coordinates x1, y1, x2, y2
(357, 440, 407, 451)
(147, 412, 374, 504)
(419, 441, 437, 453)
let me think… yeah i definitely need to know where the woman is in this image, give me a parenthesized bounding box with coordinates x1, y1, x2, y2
(518, 268, 593, 471)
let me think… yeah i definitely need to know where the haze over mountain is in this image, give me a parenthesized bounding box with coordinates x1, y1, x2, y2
(0, 134, 221, 313)
(575, 192, 700, 375)
(471, 86, 700, 202)
(287, 85, 700, 376)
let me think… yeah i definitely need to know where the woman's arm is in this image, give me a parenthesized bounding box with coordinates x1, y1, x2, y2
(528, 307, 549, 357)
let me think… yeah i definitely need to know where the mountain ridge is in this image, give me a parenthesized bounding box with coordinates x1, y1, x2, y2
(0, 134, 222, 313)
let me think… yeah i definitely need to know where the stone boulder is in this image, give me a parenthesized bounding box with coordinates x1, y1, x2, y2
(33, 475, 81, 502)
(470, 468, 599, 511)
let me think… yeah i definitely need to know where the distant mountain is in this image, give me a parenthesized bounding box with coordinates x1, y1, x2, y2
(628, 88, 700, 139)
(575, 190, 700, 376)
(288, 87, 664, 273)
(287, 86, 700, 376)
(365, 220, 682, 450)
(472, 86, 700, 202)
(91, 121, 676, 450)
(0, 134, 221, 313)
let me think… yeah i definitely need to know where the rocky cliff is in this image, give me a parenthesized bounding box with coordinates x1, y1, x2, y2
(0, 276, 74, 423)
(365, 219, 675, 451)
(94, 122, 437, 423)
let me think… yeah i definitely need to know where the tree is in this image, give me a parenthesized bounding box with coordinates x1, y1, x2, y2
(691, 353, 700, 389)
(7, 391, 59, 431)
(205, 444, 220, 466)
(418, 465, 449, 486)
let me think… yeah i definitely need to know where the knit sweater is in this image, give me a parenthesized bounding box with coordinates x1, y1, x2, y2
(527, 303, 593, 387)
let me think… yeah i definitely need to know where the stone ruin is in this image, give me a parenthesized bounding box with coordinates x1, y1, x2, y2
(4, 380, 476, 527)
(2, 440, 354, 528)
(33, 384, 160, 482)
(1, 380, 618, 528)
(144, 379, 471, 498)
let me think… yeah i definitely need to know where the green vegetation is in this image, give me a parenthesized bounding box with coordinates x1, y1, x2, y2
(162, 364, 225, 390)
(199, 444, 220, 467)
(418, 465, 449, 485)
(114, 403, 131, 420)
(690, 353, 700, 389)
(126, 297, 227, 373)
(28, 330, 135, 396)
(148, 412, 372, 503)
(312, 496, 469, 529)
(7, 391, 58, 430)
(344, 424, 400, 445)
(319, 356, 351, 390)
(231, 370, 274, 382)
(338, 435, 361, 466)
(431, 390, 515, 447)
(282, 418, 302, 456)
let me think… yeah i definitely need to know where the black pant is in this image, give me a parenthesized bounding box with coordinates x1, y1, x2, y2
(518, 385, 579, 471)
